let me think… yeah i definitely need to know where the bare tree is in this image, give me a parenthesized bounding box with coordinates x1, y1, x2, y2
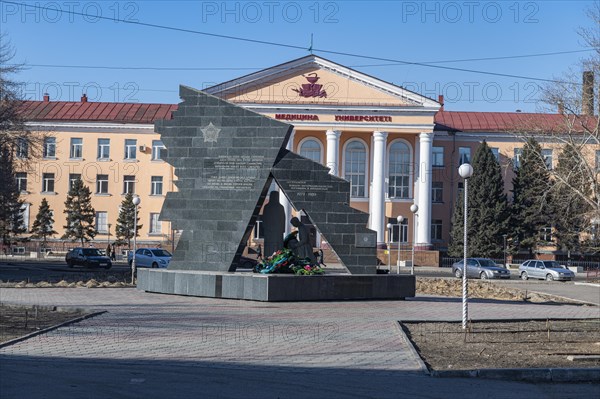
(0, 33, 45, 168)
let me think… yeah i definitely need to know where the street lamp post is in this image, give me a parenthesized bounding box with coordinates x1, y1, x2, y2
(131, 196, 141, 284)
(458, 163, 474, 330)
(396, 215, 404, 273)
(386, 222, 393, 271)
(503, 234, 507, 268)
(410, 204, 418, 276)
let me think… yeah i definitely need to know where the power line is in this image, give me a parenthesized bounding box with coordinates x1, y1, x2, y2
(12, 49, 594, 72)
(1, 1, 584, 85)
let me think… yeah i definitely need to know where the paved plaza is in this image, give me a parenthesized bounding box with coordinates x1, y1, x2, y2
(1, 288, 599, 398)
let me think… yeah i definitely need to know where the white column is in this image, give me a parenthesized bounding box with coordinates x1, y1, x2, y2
(281, 130, 295, 234)
(370, 131, 388, 245)
(325, 130, 341, 176)
(416, 132, 434, 248)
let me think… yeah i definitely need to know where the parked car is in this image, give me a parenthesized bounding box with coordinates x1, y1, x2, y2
(128, 248, 172, 268)
(65, 247, 112, 269)
(519, 260, 575, 281)
(452, 258, 511, 280)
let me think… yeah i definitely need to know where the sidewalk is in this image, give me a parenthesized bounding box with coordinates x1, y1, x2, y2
(1, 288, 599, 398)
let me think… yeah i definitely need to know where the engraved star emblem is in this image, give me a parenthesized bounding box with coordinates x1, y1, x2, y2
(201, 122, 221, 143)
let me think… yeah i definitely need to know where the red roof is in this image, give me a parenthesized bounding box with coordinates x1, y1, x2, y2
(19, 100, 177, 124)
(19, 100, 596, 133)
(434, 111, 597, 133)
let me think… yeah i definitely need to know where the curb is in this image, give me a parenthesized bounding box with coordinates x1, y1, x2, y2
(0, 310, 106, 349)
(395, 321, 430, 375)
(431, 367, 600, 383)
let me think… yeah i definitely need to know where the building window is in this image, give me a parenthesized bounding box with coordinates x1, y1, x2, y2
(431, 220, 443, 241)
(96, 211, 108, 233)
(388, 217, 408, 243)
(70, 138, 83, 159)
(490, 147, 500, 162)
(388, 141, 410, 199)
(432, 182, 443, 203)
(16, 172, 27, 192)
(344, 141, 367, 198)
(42, 173, 55, 193)
(151, 176, 163, 195)
(152, 140, 166, 161)
(125, 139, 137, 160)
(20, 203, 30, 232)
(596, 150, 600, 172)
(299, 139, 322, 163)
(458, 182, 464, 197)
(432, 146, 444, 167)
(97, 138, 110, 160)
(96, 174, 109, 194)
(43, 137, 56, 158)
(254, 217, 264, 239)
(541, 226, 553, 242)
(150, 213, 161, 234)
(69, 174, 81, 190)
(542, 149, 553, 170)
(513, 148, 522, 169)
(459, 147, 471, 164)
(16, 138, 28, 158)
(123, 175, 136, 194)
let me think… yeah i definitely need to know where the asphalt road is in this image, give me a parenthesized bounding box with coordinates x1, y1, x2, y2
(0, 259, 130, 283)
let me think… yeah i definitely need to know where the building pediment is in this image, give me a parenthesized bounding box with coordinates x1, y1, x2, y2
(206, 55, 439, 110)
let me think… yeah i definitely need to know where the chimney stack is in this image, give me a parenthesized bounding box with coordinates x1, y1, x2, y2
(438, 94, 444, 111)
(557, 100, 564, 115)
(81, 93, 88, 103)
(582, 71, 594, 116)
(43, 93, 50, 102)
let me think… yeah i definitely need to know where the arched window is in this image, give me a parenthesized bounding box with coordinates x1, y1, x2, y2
(344, 140, 367, 198)
(388, 141, 411, 198)
(299, 139, 322, 163)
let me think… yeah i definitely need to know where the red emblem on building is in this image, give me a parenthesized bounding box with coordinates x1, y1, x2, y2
(292, 73, 327, 98)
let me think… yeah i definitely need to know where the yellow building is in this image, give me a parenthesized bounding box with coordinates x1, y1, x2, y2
(17, 56, 600, 260)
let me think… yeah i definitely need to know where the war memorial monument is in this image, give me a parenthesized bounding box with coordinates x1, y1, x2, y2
(137, 86, 415, 301)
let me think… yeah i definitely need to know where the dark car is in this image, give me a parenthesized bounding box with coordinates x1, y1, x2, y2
(65, 247, 112, 269)
(452, 258, 511, 280)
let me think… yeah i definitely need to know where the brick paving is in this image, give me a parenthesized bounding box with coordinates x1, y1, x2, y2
(1, 288, 599, 398)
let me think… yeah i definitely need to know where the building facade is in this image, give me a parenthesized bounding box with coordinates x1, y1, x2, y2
(16, 55, 600, 255)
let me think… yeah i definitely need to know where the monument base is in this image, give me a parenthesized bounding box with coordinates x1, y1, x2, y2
(137, 269, 415, 302)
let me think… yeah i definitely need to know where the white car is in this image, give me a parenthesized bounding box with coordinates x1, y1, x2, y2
(519, 260, 575, 281)
(128, 248, 172, 268)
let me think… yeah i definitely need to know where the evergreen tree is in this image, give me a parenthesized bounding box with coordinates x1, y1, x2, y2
(62, 178, 96, 245)
(115, 193, 142, 248)
(448, 142, 509, 258)
(552, 144, 591, 253)
(0, 146, 26, 247)
(30, 198, 57, 248)
(511, 138, 552, 255)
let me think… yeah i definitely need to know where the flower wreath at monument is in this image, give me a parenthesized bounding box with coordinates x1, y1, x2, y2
(253, 232, 324, 275)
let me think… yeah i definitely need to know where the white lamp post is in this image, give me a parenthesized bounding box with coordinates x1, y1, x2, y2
(410, 204, 419, 276)
(458, 163, 474, 330)
(386, 222, 393, 271)
(131, 195, 141, 284)
(396, 215, 404, 273)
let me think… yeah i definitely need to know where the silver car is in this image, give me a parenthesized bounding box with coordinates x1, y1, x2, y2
(519, 260, 575, 281)
(128, 248, 172, 268)
(452, 258, 511, 280)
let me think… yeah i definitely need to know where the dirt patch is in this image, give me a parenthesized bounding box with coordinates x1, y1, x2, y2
(0, 271, 134, 288)
(402, 319, 600, 371)
(417, 277, 578, 303)
(0, 304, 88, 343)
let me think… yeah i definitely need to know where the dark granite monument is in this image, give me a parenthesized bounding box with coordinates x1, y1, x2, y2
(137, 86, 415, 301)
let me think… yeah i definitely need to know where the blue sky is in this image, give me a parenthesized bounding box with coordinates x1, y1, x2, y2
(1, 0, 596, 111)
